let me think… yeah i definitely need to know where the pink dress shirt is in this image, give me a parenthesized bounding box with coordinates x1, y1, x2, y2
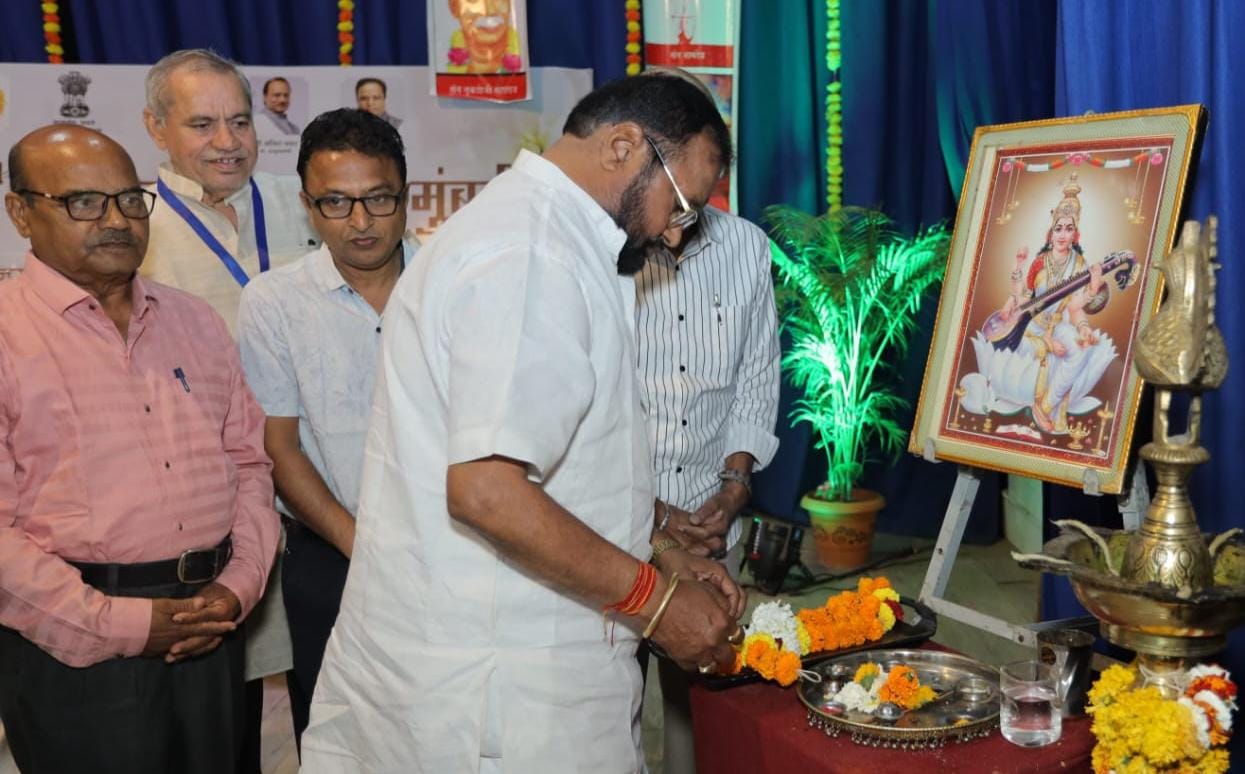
(0, 253, 279, 667)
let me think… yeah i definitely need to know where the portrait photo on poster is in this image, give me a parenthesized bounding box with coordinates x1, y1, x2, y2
(909, 105, 1206, 494)
(251, 74, 307, 138)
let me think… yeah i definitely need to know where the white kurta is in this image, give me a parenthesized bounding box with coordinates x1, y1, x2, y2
(300, 151, 655, 774)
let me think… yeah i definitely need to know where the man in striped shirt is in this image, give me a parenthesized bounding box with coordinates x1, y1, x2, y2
(636, 204, 781, 774)
(0, 125, 279, 774)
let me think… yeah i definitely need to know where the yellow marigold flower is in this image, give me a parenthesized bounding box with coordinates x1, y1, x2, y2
(1195, 748, 1231, 774)
(914, 684, 936, 707)
(872, 587, 900, 604)
(1088, 664, 1136, 712)
(877, 602, 896, 632)
(795, 620, 812, 655)
(854, 662, 880, 684)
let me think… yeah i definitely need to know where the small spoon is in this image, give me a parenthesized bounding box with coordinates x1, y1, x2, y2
(873, 686, 957, 723)
(875, 702, 904, 722)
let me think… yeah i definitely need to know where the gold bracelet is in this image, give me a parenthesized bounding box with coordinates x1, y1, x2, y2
(641, 573, 680, 639)
(650, 537, 680, 563)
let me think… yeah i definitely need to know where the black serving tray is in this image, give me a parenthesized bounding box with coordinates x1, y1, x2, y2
(658, 596, 938, 691)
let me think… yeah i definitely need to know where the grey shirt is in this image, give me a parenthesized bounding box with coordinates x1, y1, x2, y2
(236, 241, 415, 517)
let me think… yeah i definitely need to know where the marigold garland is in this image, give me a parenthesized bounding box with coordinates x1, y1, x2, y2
(1087, 663, 1237, 774)
(624, 0, 642, 76)
(729, 577, 901, 687)
(825, 0, 843, 210)
(337, 0, 354, 66)
(42, 1, 63, 63)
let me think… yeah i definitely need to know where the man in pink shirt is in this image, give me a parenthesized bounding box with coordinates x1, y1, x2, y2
(0, 125, 279, 773)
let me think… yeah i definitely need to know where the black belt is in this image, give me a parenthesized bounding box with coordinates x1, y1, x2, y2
(69, 536, 232, 593)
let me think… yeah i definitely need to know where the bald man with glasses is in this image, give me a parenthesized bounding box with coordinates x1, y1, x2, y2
(0, 124, 279, 774)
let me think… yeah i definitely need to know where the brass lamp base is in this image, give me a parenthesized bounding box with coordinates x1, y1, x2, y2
(1100, 623, 1224, 660)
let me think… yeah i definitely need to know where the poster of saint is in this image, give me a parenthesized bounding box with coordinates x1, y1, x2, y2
(428, 0, 531, 102)
(909, 105, 1205, 494)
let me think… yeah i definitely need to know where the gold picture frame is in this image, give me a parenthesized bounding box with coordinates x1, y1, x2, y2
(909, 105, 1206, 494)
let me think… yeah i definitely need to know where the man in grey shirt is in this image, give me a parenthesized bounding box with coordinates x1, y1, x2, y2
(236, 108, 414, 749)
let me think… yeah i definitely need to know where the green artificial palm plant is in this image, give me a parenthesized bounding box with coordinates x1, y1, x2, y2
(766, 205, 951, 504)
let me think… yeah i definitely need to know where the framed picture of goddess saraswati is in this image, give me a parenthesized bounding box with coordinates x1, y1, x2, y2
(909, 105, 1205, 494)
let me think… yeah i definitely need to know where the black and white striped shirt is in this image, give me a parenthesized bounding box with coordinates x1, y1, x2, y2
(635, 206, 781, 548)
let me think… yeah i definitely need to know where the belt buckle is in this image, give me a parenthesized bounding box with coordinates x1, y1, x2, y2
(176, 547, 221, 584)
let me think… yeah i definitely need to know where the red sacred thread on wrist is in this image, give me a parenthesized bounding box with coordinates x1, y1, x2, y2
(605, 561, 656, 616)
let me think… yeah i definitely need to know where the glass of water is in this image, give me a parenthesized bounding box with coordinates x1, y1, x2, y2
(999, 660, 1061, 747)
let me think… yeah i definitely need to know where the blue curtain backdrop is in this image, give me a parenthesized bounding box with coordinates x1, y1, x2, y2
(0, 1, 44, 61)
(934, 0, 1057, 195)
(0, 0, 626, 83)
(734, 0, 827, 522)
(749, 0, 1065, 541)
(1050, 0, 1245, 759)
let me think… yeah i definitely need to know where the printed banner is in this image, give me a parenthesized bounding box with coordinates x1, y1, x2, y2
(428, 0, 531, 102)
(0, 64, 591, 267)
(642, 0, 740, 212)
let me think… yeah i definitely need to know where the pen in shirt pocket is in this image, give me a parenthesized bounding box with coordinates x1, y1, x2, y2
(173, 367, 190, 393)
(714, 293, 722, 324)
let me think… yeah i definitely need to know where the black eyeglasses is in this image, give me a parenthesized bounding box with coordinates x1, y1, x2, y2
(304, 188, 407, 219)
(17, 188, 156, 221)
(643, 135, 699, 230)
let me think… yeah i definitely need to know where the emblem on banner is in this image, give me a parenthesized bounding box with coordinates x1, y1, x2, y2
(57, 71, 92, 118)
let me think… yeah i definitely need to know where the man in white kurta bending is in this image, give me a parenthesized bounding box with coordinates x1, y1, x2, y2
(301, 73, 745, 773)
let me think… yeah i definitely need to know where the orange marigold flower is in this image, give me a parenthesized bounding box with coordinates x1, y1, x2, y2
(774, 650, 801, 687)
(743, 634, 776, 669)
(857, 576, 891, 594)
(753, 647, 779, 680)
(878, 665, 924, 709)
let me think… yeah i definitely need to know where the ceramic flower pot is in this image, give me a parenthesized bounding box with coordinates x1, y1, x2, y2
(802, 489, 884, 571)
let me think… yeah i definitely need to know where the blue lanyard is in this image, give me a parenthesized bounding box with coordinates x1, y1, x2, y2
(156, 177, 270, 288)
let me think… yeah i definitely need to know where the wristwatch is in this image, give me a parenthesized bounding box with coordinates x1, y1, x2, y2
(717, 468, 751, 496)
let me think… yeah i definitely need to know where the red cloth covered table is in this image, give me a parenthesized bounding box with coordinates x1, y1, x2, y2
(690, 656, 1095, 774)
